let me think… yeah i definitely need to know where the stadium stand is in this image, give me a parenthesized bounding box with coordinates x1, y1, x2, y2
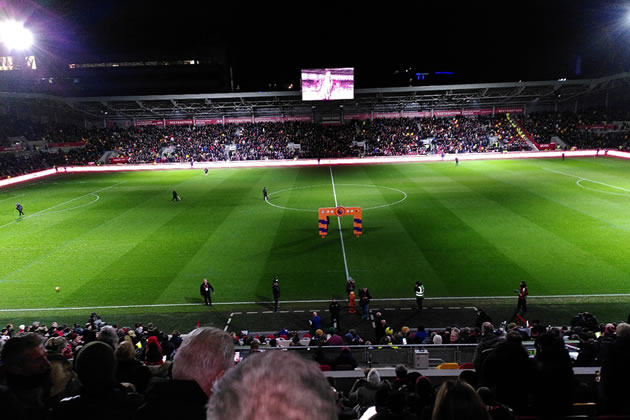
(2, 312, 630, 418)
(7, 110, 630, 179)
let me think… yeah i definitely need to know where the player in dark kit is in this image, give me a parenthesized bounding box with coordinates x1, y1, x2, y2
(16, 203, 24, 216)
(204, 168, 208, 176)
(172, 190, 180, 201)
(515, 281, 528, 314)
(200, 278, 215, 306)
(272, 276, 280, 312)
(329, 298, 341, 329)
(263, 187, 268, 201)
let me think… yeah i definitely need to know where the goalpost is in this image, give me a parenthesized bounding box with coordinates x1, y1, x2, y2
(318, 206, 363, 238)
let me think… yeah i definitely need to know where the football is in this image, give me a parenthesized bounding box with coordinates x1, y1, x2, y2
(55, 286, 60, 292)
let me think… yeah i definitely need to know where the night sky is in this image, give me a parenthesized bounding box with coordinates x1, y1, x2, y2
(5, 0, 630, 90)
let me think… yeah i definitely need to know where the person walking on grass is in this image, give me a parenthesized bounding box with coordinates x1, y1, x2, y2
(16, 203, 24, 216)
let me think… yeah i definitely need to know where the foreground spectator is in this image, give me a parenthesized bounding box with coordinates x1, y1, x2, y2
(114, 341, 151, 394)
(0, 332, 52, 420)
(599, 322, 630, 414)
(136, 326, 234, 420)
(52, 341, 141, 419)
(207, 351, 337, 420)
(432, 380, 490, 420)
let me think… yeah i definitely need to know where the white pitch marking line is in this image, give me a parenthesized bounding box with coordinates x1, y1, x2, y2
(329, 166, 350, 280)
(1, 293, 627, 313)
(543, 168, 630, 193)
(262, 311, 274, 314)
(278, 310, 289, 313)
(224, 326, 229, 331)
(449, 307, 460, 310)
(294, 310, 305, 313)
(227, 318, 232, 324)
(400, 307, 412, 311)
(0, 181, 125, 230)
(0, 193, 24, 203)
(465, 307, 478, 310)
(246, 311, 257, 314)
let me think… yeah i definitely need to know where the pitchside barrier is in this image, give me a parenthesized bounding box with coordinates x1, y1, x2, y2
(1, 150, 625, 189)
(318, 206, 362, 238)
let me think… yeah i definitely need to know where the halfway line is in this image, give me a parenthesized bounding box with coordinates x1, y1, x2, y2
(329, 166, 350, 280)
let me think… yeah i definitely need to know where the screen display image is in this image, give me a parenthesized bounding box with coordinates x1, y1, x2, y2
(301, 67, 354, 101)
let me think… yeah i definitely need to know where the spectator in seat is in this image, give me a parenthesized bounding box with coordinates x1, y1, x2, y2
(143, 335, 164, 365)
(432, 380, 490, 420)
(136, 327, 234, 420)
(0, 332, 52, 420)
(480, 331, 532, 415)
(473, 322, 504, 373)
(531, 332, 574, 418)
(51, 341, 141, 420)
(599, 322, 630, 414)
(207, 350, 337, 420)
(331, 346, 357, 370)
(349, 368, 389, 417)
(114, 341, 151, 394)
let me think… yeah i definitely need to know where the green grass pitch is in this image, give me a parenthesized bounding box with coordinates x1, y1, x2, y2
(2, 157, 630, 316)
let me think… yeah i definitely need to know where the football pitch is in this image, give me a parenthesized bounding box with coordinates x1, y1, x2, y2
(2, 157, 630, 319)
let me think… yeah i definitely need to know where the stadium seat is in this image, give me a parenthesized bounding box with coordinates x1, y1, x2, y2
(436, 362, 459, 370)
(319, 364, 331, 371)
(459, 362, 474, 369)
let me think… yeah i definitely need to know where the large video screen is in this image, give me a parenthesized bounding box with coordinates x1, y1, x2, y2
(301, 68, 354, 101)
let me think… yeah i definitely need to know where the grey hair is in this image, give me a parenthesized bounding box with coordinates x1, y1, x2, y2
(367, 368, 381, 385)
(98, 326, 119, 349)
(616, 322, 630, 338)
(207, 351, 337, 420)
(172, 327, 234, 391)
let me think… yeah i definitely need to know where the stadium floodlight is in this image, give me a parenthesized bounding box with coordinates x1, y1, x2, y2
(0, 21, 34, 50)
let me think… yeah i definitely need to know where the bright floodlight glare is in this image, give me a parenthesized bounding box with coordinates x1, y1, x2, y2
(0, 21, 33, 50)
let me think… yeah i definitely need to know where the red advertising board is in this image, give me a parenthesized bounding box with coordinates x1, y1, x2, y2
(0, 145, 23, 152)
(374, 112, 401, 119)
(107, 120, 133, 128)
(195, 118, 223, 125)
(538, 143, 557, 150)
(344, 114, 371, 121)
(402, 111, 432, 118)
(109, 157, 129, 164)
(253, 116, 283, 123)
(47, 142, 85, 148)
(462, 109, 493, 116)
(284, 116, 312, 122)
(165, 119, 194, 126)
(224, 117, 253, 124)
(577, 124, 613, 130)
(434, 110, 462, 117)
(495, 107, 524, 114)
(135, 120, 164, 127)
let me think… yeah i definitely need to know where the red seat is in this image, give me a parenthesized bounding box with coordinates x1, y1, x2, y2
(319, 364, 331, 371)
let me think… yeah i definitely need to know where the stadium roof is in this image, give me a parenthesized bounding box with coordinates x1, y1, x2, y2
(3, 72, 629, 122)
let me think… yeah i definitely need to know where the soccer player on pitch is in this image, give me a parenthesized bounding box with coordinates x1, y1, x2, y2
(16, 203, 24, 216)
(172, 190, 181, 201)
(263, 187, 268, 201)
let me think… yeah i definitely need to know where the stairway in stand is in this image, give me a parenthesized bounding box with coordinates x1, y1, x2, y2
(506, 113, 540, 151)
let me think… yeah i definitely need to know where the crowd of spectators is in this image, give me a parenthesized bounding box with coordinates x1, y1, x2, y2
(2, 310, 630, 419)
(520, 110, 630, 150)
(0, 115, 541, 179)
(2, 110, 630, 180)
